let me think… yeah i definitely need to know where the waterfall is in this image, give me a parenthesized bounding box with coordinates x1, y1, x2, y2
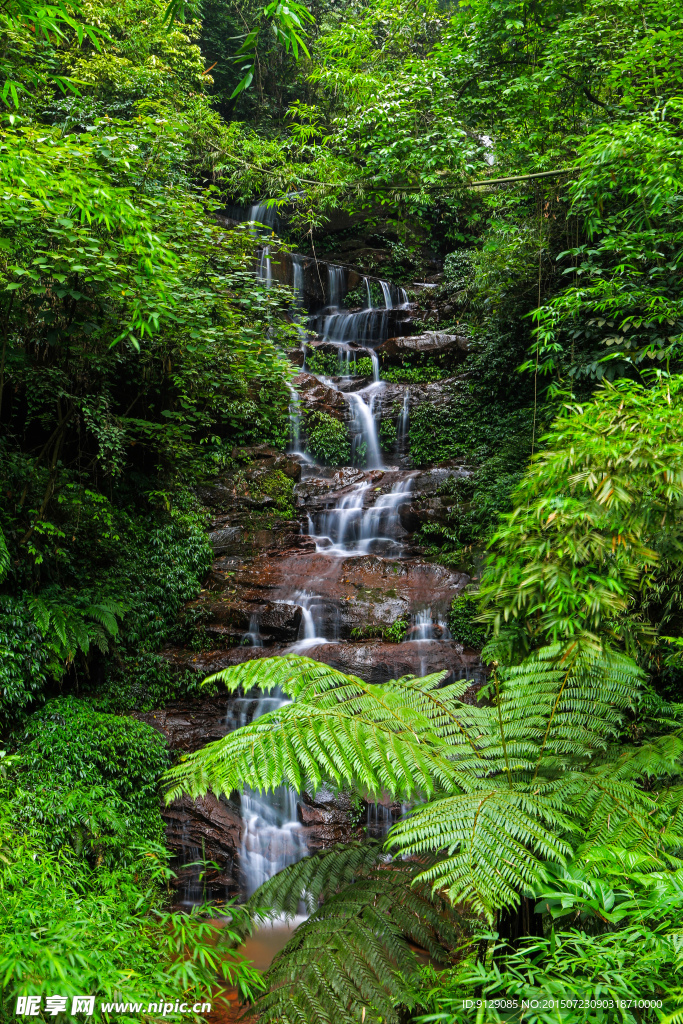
(327, 264, 345, 308)
(364, 277, 373, 309)
(369, 350, 380, 383)
(404, 609, 453, 641)
(380, 281, 393, 309)
(398, 390, 410, 449)
(287, 387, 313, 462)
(347, 388, 382, 469)
(320, 310, 388, 346)
(257, 246, 272, 286)
(240, 784, 307, 897)
(223, 690, 309, 897)
(285, 591, 332, 652)
(292, 254, 305, 305)
(242, 612, 263, 647)
(248, 201, 277, 230)
(308, 483, 369, 554)
(308, 478, 413, 557)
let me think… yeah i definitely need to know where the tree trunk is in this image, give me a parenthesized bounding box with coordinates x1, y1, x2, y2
(497, 895, 545, 950)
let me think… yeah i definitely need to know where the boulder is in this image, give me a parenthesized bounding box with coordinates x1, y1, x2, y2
(291, 372, 348, 418)
(165, 792, 244, 858)
(379, 332, 468, 357)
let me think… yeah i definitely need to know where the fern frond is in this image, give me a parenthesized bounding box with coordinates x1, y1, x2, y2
(164, 659, 470, 803)
(246, 843, 460, 1024)
(85, 601, 124, 637)
(390, 785, 575, 917)
(248, 841, 384, 917)
(163, 644, 665, 926)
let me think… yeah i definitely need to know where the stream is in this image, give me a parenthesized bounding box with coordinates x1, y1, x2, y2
(152, 232, 485, 931)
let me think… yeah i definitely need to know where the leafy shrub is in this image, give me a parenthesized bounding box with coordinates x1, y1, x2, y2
(350, 619, 407, 643)
(238, 467, 295, 517)
(0, 799, 261, 1021)
(304, 350, 374, 377)
(447, 594, 487, 649)
(304, 411, 351, 465)
(15, 697, 169, 852)
(0, 596, 51, 719)
(383, 365, 447, 383)
(379, 418, 398, 451)
(443, 249, 474, 290)
(408, 399, 462, 465)
(304, 349, 341, 375)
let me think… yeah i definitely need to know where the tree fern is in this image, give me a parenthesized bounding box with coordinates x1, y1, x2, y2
(163, 642, 678, 919)
(163, 658, 467, 803)
(243, 842, 460, 1024)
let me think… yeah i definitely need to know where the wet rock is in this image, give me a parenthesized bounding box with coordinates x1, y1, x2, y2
(379, 332, 468, 358)
(298, 788, 357, 827)
(208, 527, 242, 554)
(165, 636, 485, 693)
(231, 444, 302, 480)
(191, 593, 303, 642)
(165, 792, 244, 858)
(135, 699, 235, 751)
(291, 372, 348, 418)
(302, 639, 486, 690)
(373, 378, 461, 421)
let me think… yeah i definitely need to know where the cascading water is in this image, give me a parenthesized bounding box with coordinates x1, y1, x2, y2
(225, 691, 308, 897)
(287, 590, 331, 652)
(397, 390, 410, 450)
(169, 234, 483, 927)
(380, 281, 393, 309)
(308, 478, 413, 557)
(364, 277, 373, 309)
(248, 202, 278, 230)
(257, 246, 272, 286)
(327, 264, 345, 307)
(404, 608, 453, 641)
(292, 254, 305, 305)
(242, 612, 263, 647)
(347, 389, 382, 469)
(287, 387, 313, 462)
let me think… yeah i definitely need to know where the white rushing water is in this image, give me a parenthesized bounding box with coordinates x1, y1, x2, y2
(286, 590, 333, 652)
(308, 478, 413, 557)
(225, 690, 309, 898)
(404, 608, 452, 641)
(347, 388, 383, 469)
(257, 246, 272, 286)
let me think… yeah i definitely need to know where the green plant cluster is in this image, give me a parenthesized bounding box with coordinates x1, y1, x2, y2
(1, 733, 260, 1021)
(304, 349, 374, 378)
(447, 594, 487, 650)
(233, 466, 296, 519)
(350, 619, 407, 643)
(382, 365, 448, 383)
(14, 697, 169, 855)
(303, 410, 351, 465)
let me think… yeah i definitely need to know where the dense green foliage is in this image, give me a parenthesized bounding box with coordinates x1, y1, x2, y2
(0, 0, 296, 1013)
(1, 699, 263, 1021)
(303, 408, 351, 465)
(3, 0, 683, 1019)
(15, 697, 169, 850)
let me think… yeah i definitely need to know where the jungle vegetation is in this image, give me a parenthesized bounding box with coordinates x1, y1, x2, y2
(1, 0, 683, 1021)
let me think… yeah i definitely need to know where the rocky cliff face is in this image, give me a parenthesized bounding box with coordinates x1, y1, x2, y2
(153, 254, 485, 905)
